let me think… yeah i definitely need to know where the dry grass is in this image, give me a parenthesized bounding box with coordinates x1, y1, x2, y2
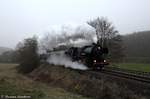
(0, 63, 91, 99)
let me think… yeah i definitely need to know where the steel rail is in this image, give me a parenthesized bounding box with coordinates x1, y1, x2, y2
(75, 68, 150, 84)
(101, 69, 150, 83)
(106, 65, 150, 76)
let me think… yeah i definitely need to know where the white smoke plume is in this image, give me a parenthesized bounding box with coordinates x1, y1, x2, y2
(47, 52, 88, 70)
(38, 25, 95, 70)
(39, 25, 97, 52)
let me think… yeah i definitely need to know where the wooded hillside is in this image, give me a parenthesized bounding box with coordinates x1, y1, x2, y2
(123, 31, 150, 63)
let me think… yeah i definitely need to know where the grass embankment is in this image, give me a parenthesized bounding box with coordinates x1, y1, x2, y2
(112, 63, 150, 72)
(30, 64, 148, 99)
(0, 63, 90, 99)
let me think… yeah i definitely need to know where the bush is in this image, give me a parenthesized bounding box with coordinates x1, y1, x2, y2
(16, 37, 40, 74)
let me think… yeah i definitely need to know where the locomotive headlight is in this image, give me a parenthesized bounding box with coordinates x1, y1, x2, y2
(104, 60, 106, 62)
(94, 60, 96, 62)
(98, 47, 101, 50)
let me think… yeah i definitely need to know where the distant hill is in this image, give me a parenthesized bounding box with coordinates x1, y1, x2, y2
(123, 31, 150, 63)
(0, 47, 12, 55)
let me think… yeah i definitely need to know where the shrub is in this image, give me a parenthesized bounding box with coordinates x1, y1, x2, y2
(16, 37, 40, 74)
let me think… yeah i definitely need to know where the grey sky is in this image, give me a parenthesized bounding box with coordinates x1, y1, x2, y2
(0, 0, 150, 48)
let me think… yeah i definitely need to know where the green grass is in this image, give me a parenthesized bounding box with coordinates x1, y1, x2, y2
(0, 63, 91, 99)
(112, 63, 150, 72)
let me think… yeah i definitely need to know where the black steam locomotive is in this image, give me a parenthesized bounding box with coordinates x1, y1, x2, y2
(65, 43, 109, 70)
(40, 43, 109, 70)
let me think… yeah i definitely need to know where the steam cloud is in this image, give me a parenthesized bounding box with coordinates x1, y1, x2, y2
(39, 25, 95, 70)
(39, 25, 97, 52)
(47, 52, 88, 70)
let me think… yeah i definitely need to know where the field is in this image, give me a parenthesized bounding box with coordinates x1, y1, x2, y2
(112, 63, 150, 72)
(0, 63, 90, 99)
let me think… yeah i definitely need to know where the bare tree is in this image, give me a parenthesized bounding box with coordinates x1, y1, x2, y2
(87, 17, 118, 47)
(87, 17, 125, 62)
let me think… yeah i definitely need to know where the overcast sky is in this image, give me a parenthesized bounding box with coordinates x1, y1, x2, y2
(0, 0, 150, 48)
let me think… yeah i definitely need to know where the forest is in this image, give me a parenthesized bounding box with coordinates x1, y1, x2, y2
(123, 31, 150, 63)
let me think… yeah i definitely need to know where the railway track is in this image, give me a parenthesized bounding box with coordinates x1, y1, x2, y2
(105, 65, 150, 77)
(102, 68, 150, 83)
(76, 67, 150, 84)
